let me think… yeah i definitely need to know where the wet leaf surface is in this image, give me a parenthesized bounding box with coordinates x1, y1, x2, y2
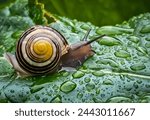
(0, 0, 150, 103)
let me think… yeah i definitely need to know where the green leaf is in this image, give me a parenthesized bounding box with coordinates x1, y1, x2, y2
(0, 0, 150, 103)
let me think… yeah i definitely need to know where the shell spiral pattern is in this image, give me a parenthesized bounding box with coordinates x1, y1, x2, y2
(15, 26, 68, 75)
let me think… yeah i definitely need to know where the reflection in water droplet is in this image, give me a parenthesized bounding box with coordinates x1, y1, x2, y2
(98, 36, 121, 46)
(130, 63, 146, 71)
(72, 71, 85, 78)
(114, 50, 131, 58)
(84, 77, 91, 83)
(92, 71, 104, 77)
(107, 96, 132, 103)
(103, 79, 113, 85)
(51, 96, 62, 103)
(86, 83, 95, 92)
(60, 81, 77, 93)
(140, 25, 150, 33)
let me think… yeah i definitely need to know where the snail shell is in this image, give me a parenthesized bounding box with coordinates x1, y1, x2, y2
(5, 26, 69, 76)
(5, 25, 105, 77)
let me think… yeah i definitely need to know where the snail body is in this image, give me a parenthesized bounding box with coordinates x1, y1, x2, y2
(5, 25, 105, 77)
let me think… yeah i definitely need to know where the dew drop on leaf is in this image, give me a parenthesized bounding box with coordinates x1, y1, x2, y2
(98, 36, 121, 46)
(51, 96, 62, 103)
(35, 94, 40, 100)
(127, 36, 139, 43)
(86, 83, 95, 92)
(60, 81, 77, 93)
(114, 50, 131, 58)
(130, 63, 146, 71)
(72, 71, 85, 78)
(92, 71, 104, 77)
(145, 43, 150, 48)
(140, 25, 150, 33)
(77, 92, 83, 99)
(84, 77, 91, 83)
(80, 24, 90, 30)
(103, 79, 114, 85)
(106, 96, 132, 103)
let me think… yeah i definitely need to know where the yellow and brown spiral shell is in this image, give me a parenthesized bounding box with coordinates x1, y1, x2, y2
(15, 25, 68, 75)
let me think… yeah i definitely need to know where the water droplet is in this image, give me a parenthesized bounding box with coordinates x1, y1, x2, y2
(145, 37, 150, 41)
(77, 93, 83, 99)
(140, 95, 150, 103)
(103, 79, 113, 85)
(145, 84, 150, 88)
(96, 26, 133, 35)
(86, 83, 95, 92)
(97, 59, 119, 67)
(35, 94, 40, 100)
(96, 88, 100, 94)
(80, 24, 90, 30)
(93, 97, 102, 103)
(145, 43, 150, 48)
(72, 71, 85, 78)
(62, 71, 69, 77)
(140, 25, 150, 33)
(60, 81, 77, 93)
(128, 36, 139, 43)
(79, 80, 84, 85)
(133, 82, 139, 89)
(10, 89, 14, 93)
(42, 98, 48, 102)
(114, 50, 131, 58)
(130, 63, 146, 71)
(92, 71, 104, 77)
(84, 77, 91, 83)
(98, 36, 121, 46)
(52, 85, 59, 91)
(51, 96, 62, 103)
(120, 60, 125, 65)
(137, 80, 142, 84)
(140, 99, 148, 103)
(31, 85, 44, 93)
(136, 47, 148, 55)
(107, 96, 132, 103)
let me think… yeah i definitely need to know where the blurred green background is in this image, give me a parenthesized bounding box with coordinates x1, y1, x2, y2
(40, 0, 150, 26)
(1, 0, 150, 26)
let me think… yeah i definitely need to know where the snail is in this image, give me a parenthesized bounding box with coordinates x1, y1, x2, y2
(4, 25, 105, 77)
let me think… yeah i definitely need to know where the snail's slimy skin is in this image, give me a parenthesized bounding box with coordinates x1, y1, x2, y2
(4, 53, 30, 76)
(5, 25, 105, 77)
